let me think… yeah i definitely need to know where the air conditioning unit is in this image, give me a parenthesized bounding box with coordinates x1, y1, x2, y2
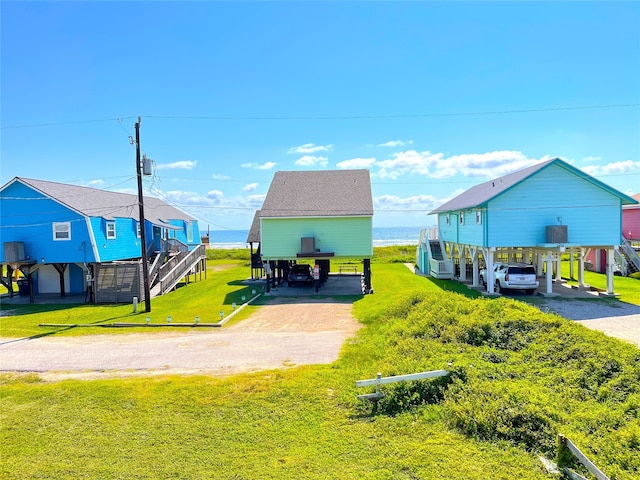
(4, 242, 26, 262)
(546, 225, 568, 243)
(301, 237, 315, 253)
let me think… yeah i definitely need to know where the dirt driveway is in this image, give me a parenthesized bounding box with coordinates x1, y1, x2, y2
(0, 298, 361, 381)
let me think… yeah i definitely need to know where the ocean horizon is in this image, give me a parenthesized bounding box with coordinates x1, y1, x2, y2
(204, 226, 424, 249)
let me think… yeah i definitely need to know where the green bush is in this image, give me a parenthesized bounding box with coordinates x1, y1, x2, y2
(445, 380, 558, 453)
(375, 367, 465, 416)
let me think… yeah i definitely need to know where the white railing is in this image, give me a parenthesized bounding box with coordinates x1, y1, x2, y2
(157, 244, 206, 295)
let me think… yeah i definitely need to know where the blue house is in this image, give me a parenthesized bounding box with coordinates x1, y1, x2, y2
(417, 158, 638, 296)
(0, 177, 205, 302)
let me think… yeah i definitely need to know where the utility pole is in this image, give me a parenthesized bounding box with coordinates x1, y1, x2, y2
(135, 117, 152, 312)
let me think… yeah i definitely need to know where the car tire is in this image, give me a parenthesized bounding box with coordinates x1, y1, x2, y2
(495, 281, 503, 294)
(481, 276, 486, 287)
(288, 282, 293, 287)
(526, 289, 535, 295)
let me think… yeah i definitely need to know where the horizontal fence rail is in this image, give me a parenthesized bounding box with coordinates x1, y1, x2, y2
(356, 370, 449, 401)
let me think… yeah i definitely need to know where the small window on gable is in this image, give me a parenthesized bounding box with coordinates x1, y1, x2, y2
(476, 210, 482, 225)
(106, 222, 116, 239)
(445, 214, 450, 226)
(53, 222, 71, 241)
(459, 211, 465, 226)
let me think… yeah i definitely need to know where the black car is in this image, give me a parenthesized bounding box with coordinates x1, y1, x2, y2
(288, 264, 314, 287)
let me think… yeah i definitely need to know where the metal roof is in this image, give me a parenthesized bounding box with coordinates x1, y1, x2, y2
(7, 177, 195, 225)
(430, 158, 638, 214)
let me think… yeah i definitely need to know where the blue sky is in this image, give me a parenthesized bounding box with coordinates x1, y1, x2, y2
(2, 1, 639, 232)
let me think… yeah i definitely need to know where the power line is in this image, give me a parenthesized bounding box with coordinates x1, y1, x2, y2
(144, 103, 640, 121)
(0, 116, 138, 130)
(2, 104, 639, 129)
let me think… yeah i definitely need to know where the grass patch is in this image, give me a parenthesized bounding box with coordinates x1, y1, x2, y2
(0, 261, 257, 337)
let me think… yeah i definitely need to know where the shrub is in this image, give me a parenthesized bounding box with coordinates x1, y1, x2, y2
(445, 380, 558, 453)
(374, 367, 466, 416)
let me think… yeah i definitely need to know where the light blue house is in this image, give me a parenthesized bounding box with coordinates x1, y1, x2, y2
(417, 158, 638, 296)
(0, 177, 205, 302)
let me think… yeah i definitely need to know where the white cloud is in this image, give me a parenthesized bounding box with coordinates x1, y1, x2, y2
(581, 160, 640, 176)
(378, 140, 413, 147)
(375, 150, 544, 180)
(157, 160, 197, 170)
(243, 182, 259, 192)
(212, 173, 230, 180)
(336, 157, 377, 169)
(288, 143, 333, 154)
(295, 155, 329, 167)
(582, 156, 602, 163)
(241, 162, 277, 170)
(374, 194, 440, 212)
(240, 194, 266, 209)
(162, 189, 223, 206)
(206, 190, 224, 203)
(87, 179, 103, 187)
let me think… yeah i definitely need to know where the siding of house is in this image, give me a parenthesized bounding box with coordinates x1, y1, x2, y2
(166, 219, 201, 248)
(438, 210, 485, 245)
(487, 163, 623, 247)
(89, 217, 142, 262)
(260, 216, 373, 259)
(622, 207, 640, 241)
(0, 181, 96, 263)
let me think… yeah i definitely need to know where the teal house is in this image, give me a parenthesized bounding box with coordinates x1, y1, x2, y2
(418, 158, 638, 296)
(0, 177, 205, 302)
(247, 169, 374, 293)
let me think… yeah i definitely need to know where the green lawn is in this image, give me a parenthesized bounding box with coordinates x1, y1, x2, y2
(0, 260, 259, 338)
(1, 251, 639, 479)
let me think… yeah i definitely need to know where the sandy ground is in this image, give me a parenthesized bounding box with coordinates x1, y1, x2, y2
(0, 298, 361, 381)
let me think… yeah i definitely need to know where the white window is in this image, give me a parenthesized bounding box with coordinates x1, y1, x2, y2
(53, 222, 71, 241)
(459, 211, 465, 225)
(106, 222, 116, 239)
(476, 210, 482, 225)
(136, 222, 141, 238)
(186, 222, 194, 243)
(445, 214, 450, 226)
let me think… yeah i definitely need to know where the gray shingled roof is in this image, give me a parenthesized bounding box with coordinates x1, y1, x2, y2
(246, 170, 373, 243)
(12, 177, 195, 225)
(260, 169, 373, 217)
(246, 210, 261, 243)
(430, 158, 637, 214)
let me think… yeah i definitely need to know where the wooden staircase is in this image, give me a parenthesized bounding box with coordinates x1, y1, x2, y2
(616, 238, 640, 276)
(148, 240, 207, 297)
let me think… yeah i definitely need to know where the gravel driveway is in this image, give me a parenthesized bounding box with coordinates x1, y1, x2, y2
(534, 298, 640, 346)
(0, 298, 361, 381)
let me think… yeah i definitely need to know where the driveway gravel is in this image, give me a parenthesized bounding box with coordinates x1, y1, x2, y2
(534, 298, 640, 346)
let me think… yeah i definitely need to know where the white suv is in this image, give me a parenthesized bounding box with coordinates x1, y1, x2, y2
(480, 263, 538, 295)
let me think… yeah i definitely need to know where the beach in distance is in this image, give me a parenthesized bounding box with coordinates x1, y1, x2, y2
(205, 226, 423, 249)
